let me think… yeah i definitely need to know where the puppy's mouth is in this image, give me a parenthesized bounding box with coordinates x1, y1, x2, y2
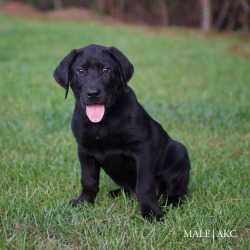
(85, 104, 105, 123)
(80, 91, 116, 123)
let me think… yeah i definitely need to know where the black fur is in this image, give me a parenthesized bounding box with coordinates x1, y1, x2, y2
(53, 44, 190, 221)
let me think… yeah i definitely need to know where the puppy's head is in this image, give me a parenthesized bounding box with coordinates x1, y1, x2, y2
(53, 44, 134, 123)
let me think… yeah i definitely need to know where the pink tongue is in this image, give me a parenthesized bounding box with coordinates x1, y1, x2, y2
(86, 105, 105, 123)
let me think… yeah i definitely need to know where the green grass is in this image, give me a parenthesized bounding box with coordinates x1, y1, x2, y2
(0, 15, 249, 249)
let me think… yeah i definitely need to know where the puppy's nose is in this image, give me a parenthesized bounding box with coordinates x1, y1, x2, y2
(87, 88, 101, 100)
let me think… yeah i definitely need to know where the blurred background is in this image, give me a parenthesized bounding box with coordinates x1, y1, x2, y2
(1, 0, 249, 32)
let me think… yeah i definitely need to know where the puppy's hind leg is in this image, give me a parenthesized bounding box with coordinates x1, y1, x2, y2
(165, 167, 190, 207)
(162, 146, 190, 207)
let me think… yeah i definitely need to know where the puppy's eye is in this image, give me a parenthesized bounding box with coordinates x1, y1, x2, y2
(77, 68, 86, 75)
(102, 67, 111, 74)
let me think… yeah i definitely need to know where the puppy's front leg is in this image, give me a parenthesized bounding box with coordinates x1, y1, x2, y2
(135, 149, 163, 221)
(70, 145, 100, 205)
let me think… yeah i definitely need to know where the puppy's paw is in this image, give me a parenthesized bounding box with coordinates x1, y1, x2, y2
(69, 198, 84, 206)
(155, 213, 164, 222)
(142, 209, 164, 222)
(166, 195, 185, 207)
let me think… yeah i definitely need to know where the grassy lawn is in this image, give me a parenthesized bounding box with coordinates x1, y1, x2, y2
(0, 15, 249, 249)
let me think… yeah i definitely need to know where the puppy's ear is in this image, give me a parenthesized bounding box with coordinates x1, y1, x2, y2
(108, 47, 134, 93)
(53, 49, 77, 99)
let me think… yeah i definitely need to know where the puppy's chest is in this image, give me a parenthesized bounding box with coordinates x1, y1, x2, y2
(88, 126, 110, 141)
(82, 125, 123, 148)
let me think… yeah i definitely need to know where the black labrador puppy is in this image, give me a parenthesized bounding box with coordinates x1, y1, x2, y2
(53, 44, 190, 221)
